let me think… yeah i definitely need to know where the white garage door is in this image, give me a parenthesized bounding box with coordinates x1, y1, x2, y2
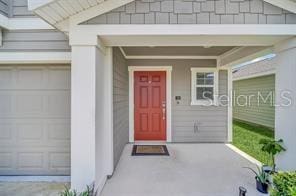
(0, 65, 71, 176)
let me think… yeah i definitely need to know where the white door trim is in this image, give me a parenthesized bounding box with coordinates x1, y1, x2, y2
(128, 66, 172, 143)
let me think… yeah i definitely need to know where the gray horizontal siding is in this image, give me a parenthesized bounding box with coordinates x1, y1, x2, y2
(113, 48, 129, 167)
(0, 30, 70, 52)
(10, 0, 35, 17)
(0, 0, 8, 16)
(85, 0, 296, 24)
(127, 59, 228, 143)
(233, 74, 275, 128)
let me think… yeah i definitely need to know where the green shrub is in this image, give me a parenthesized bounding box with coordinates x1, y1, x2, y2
(271, 171, 296, 196)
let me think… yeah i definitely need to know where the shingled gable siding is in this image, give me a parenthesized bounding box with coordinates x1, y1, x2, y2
(127, 59, 228, 143)
(85, 0, 296, 24)
(113, 48, 129, 167)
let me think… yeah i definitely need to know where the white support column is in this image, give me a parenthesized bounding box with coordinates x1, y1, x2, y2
(274, 37, 296, 171)
(71, 45, 97, 191)
(102, 47, 114, 176)
(70, 34, 114, 193)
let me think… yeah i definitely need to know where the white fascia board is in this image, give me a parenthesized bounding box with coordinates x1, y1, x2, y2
(263, 0, 296, 14)
(233, 70, 276, 81)
(0, 14, 54, 30)
(71, 24, 296, 36)
(0, 52, 71, 64)
(220, 47, 274, 67)
(69, 24, 295, 46)
(124, 55, 218, 60)
(28, 0, 55, 10)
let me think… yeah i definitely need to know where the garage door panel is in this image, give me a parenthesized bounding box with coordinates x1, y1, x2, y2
(0, 68, 14, 89)
(0, 91, 70, 118)
(0, 124, 13, 140)
(0, 65, 70, 176)
(0, 119, 70, 147)
(15, 94, 44, 115)
(0, 147, 70, 175)
(48, 68, 71, 89)
(16, 68, 46, 89)
(0, 95, 12, 114)
(49, 152, 70, 170)
(18, 123, 44, 141)
(18, 152, 44, 169)
(48, 122, 70, 141)
(48, 92, 70, 117)
(0, 153, 13, 169)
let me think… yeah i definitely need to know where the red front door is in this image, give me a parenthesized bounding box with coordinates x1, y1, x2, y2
(134, 71, 166, 141)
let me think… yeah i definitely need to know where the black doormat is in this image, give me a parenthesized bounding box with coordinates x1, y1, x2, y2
(132, 145, 169, 156)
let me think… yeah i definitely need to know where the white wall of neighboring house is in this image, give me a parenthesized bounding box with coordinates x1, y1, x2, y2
(274, 39, 296, 171)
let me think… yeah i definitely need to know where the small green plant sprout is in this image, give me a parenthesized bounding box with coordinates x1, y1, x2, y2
(60, 187, 78, 196)
(244, 165, 270, 184)
(259, 139, 286, 172)
(60, 185, 94, 196)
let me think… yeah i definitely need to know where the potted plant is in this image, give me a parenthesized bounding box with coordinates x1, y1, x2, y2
(259, 139, 286, 172)
(244, 165, 270, 194)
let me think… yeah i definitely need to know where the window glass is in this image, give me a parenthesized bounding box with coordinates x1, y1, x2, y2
(196, 87, 214, 100)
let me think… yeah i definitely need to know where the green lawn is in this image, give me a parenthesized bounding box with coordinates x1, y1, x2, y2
(233, 120, 274, 164)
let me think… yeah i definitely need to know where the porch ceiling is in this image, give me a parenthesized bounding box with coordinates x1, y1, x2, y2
(121, 47, 236, 57)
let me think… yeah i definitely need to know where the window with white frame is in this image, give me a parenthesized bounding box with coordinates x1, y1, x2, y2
(191, 68, 218, 105)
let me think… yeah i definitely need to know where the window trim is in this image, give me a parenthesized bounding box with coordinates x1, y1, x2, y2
(191, 67, 219, 106)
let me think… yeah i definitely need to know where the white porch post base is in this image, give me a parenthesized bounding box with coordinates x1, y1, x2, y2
(71, 46, 97, 191)
(274, 37, 296, 171)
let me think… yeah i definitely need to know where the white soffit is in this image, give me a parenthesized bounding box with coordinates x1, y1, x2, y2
(32, 0, 134, 30)
(263, 0, 296, 14)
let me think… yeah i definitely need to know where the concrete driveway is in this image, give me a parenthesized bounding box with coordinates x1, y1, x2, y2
(101, 143, 266, 196)
(0, 182, 69, 196)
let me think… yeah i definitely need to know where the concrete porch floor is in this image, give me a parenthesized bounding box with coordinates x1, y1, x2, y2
(101, 144, 266, 196)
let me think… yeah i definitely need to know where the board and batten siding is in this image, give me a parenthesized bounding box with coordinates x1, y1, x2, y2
(85, 0, 296, 24)
(127, 59, 228, 143)
(233, 74, 275, 128)
(0, 30, 70, 52)
(0, 0, 9, 16)
(113, 48, 129, 167)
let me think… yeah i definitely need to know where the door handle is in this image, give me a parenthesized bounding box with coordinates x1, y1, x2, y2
(162, 101, 166, 120)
